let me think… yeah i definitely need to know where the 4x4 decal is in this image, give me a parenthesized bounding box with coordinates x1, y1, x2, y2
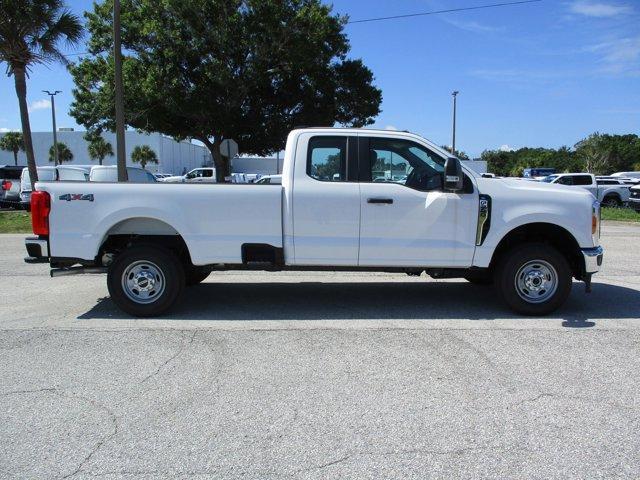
(59, 193, 94, 202)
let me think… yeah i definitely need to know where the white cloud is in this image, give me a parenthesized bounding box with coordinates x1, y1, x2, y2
(28, 99, 51, 112)
(568, 1, 633, 17)
(443, 18, 503, 34)
(499, 144, 514, 152)
(0, 127, 16, 133)
(384, 125, 398, 131)
(587, 35, 640, 74)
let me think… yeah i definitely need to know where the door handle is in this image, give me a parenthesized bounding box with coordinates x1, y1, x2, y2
(367, 198, 393, 204)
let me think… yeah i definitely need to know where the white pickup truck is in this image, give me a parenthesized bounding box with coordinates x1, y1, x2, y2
(541, 173, 631, 207)
(24, 128, 603, 317)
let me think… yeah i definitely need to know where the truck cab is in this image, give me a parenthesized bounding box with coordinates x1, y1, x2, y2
(24, 128, 603, 317)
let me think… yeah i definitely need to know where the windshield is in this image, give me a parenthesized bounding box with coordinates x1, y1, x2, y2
(541, 175, 558, 183)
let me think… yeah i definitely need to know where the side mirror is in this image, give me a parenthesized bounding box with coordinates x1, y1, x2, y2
(444, 157, 464, 192)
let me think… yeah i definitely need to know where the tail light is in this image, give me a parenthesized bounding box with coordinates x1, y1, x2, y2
(31, 191, 51, 236)
(1, 180, 11, 191)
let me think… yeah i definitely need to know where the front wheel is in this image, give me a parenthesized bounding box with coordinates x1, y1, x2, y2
(494, 243, 572, 316)
(107, 245, 185, 317)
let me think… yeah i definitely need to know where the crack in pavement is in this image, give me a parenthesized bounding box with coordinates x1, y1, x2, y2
(295, 444, 523, 475)
(140, 330, 197, 384)
(0, 387, 119, 479)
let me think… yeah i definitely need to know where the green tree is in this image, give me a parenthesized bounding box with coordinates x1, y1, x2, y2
(85, 131, 114, 165)
(131, 145, 158, 169)
(0, 131, 25, 165)
(70, 0, 382, 182)
(441, 145, 469, 160)
(0, 0, 82, 188)
(575, 133, 640, 175)
(49, 142, 73, 163)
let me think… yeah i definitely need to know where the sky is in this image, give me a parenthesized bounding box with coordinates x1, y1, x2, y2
(1, 0, 638, 158)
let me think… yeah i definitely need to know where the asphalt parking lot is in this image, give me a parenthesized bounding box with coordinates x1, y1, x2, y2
(1, 223, 639, 479)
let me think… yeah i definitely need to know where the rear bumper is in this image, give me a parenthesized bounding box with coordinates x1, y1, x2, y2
(24, 236, 49, 263)
(581, 246, 603, 274)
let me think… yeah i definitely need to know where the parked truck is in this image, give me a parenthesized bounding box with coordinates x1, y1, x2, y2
(541, 172, 631, 207)
(24, 128, 603, 317)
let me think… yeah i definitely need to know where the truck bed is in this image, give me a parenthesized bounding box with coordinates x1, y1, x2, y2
(37, 182, 283, 265)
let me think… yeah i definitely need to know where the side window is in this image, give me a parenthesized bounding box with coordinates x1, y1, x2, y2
(202, 169, 213, 178)
(557, 176, 573, 185)
(367, 138, 444, 192)
(574, 175, 593, 186)
(307, 137, 347, 182)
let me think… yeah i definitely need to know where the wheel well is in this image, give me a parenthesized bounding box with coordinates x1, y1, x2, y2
(99, 218, 193, 267)
(490, 223, 584, 279)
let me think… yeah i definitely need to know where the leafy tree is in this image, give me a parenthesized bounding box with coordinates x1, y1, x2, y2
(85, 131, 114, 165)
(440, 145, 469, 160)
(0, 131, 25, 165)
(70, 0, 382, 182)
(48, 142, 73, 163)
(131, 145, 158, 169)
(0, 0, 82, 188)
(575, 133, 640, 175)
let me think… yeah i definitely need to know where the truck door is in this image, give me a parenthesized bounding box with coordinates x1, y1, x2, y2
(358, 136, 478, 267)
(290, 134, 360, 265)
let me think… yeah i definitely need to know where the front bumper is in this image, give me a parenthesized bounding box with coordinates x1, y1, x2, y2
(24, 236, 49, 263)
(581, 246, 603, 274)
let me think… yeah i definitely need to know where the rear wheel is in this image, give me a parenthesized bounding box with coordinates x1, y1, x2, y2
(602, 195, 621, 208)
(107, 245, 185, 317)
(494, 243, 572, 316)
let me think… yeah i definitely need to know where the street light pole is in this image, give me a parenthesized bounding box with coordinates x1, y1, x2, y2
(113, 0, 128, 182)
(43, 90, 61, 166)
(451, 90, 459, 155)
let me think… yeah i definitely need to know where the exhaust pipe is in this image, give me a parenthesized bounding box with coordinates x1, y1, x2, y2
(50, 266, 107, 277)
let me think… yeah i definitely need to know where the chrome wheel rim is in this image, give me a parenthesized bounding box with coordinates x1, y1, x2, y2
(121, 260, 165, 304)
(514, 259, 558, 304)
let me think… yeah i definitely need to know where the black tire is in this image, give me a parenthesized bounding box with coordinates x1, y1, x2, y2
(107, 245, 185, 317)
(602, 195, 621, 208)
(185, 266, 211, 286)
(494, 243, 572, 316)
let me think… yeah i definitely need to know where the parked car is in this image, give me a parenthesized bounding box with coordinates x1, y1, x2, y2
(523, 167, 556, 180)
(89, 166, 157, 183)
(611, 171, 640, 180)
(542, 172, 630, 207)
(24, 128, 603, 317)
(629, 185, 640, 213)
(20, 166, 90, 210)
(0, 165, 24, 208)
(255, 174, 282, 185)
(154, 173, 173, 180)
(162, 167, 216, 183)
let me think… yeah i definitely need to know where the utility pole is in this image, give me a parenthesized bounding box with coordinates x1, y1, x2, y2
(113, 0, 128, 181)
(451, 90, 459, 155)
(43, 90, 61, 166)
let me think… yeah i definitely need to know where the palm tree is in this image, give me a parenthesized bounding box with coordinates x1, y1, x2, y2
(131, 145, 158, 170)
(86, 132, 114, 165)
(48, 142, 73, 163)
(0, 131, 25, 165)
(0, 0, 82, 188)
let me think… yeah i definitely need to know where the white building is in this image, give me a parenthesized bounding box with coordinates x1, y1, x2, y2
(0, 130, 212, 175)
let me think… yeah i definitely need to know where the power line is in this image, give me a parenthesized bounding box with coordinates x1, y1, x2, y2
(347, 0, 542, 25)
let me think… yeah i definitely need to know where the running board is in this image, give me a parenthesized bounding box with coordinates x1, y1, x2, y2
(50, 266, 107, 277)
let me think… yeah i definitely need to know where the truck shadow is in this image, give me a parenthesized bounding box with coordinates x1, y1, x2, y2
(78, 280, 639, 326)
